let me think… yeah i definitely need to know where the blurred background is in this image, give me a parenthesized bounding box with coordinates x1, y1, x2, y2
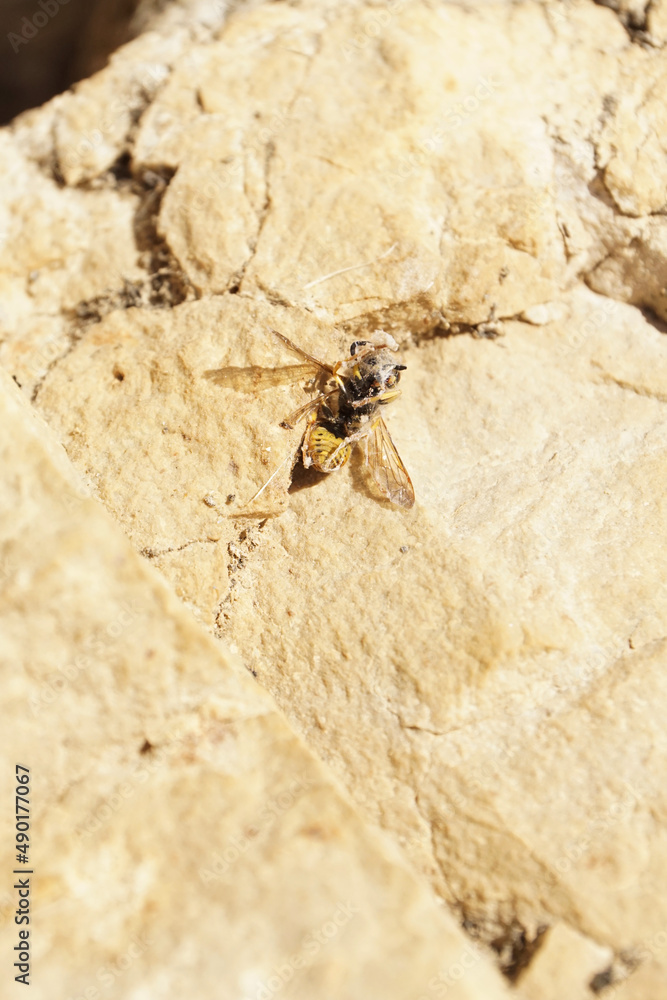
(0, 0, 157, 125)
(0, 0, 645, 127)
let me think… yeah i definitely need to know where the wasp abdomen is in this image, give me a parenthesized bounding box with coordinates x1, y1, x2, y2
(305, 424, 352, 472)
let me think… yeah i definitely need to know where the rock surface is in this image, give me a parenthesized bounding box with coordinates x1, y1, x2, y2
(516, 922, 613, 1000)
(1, 0, 667, 997)
(0, 370, 512, 998)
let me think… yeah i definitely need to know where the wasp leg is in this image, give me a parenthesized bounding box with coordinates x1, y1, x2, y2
(301, 412, 317, 469)
(349, 388, 402, 408)
(313, 422, 378, 472)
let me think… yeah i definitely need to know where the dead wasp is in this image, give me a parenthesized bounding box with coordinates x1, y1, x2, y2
(205, 329, 414, 509)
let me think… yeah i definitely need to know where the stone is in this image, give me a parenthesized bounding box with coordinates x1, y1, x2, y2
(516, 922, 613, 1000)
(2, 0, 667, 994)
(0, 367, 511, 999)
(609, 954, 667, 999)
(586, 219, 667, 324)
(595, 55, 667, 218)
(519, 302, 568, 326)
(648, 0, 667, 41)
(53, 32, 177, 187)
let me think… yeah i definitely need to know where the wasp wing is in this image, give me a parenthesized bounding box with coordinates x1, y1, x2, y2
(270, 329, 335, 375)
(365, 416, 415, 509)
(280, 388, 340, 429)
(204, 362, 320, 392)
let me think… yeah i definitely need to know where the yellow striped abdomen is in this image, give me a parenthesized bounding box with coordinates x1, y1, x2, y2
(304, 424, 351, 472)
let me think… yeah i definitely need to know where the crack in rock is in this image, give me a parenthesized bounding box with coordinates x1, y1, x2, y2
(593, 0, 663, 44)
(230, 140, 277, 296)
(141, 537, 220, 560)
(214, 522, 268, 629)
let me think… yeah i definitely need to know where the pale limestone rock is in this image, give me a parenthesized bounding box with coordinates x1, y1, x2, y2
(0, 131, 143, 391)
(519, 302, 568, 326)
(592, 0, 652, 31)
(609, 954, 667, 999)
(132, 0, 257, 39)
(0, 368, 511, 999)
(157, 131, 261, 293)
(648, 0, 667, 41)
(516, 922, 612, 1000)
(586, 218, 667, 324)
(595, 54, 667, 217)
(53, 32, 180, 186)
(33, 296, 327, 554)
(221, 2, 568, 325)
(2, 0, 667, 993)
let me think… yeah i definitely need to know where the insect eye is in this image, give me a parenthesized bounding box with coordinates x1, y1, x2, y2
(385, 374, 396, 388)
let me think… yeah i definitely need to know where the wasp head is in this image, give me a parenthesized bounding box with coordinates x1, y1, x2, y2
(349, 340, 372, 356)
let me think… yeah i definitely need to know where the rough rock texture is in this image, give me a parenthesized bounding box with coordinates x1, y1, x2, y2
(516, 923, 613, 1000)
(0, 371, 512, 998)
(2, 0, 667, 997)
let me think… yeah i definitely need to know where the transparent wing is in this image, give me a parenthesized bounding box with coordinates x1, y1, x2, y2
(365, 416, 415, 509)
(270, 329, 334, 375)
(203, 362, 320, 392)
(280, 388, 339, 429)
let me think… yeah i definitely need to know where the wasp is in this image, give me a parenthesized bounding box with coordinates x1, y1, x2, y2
(205, 329, 414, 509)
